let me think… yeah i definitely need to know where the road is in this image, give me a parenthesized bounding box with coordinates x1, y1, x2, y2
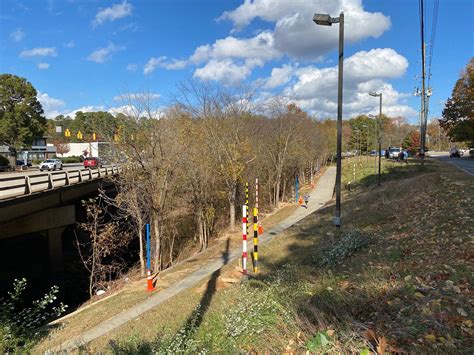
(56, 167, 336, 351)
(432, 155, 474, 176)
(0, 163, 84, 178)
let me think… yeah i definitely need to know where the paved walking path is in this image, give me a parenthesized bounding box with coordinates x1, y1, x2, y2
(57, 167, 336, 351)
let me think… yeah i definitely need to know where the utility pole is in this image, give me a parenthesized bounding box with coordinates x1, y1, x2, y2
(419, 0, 427, 165)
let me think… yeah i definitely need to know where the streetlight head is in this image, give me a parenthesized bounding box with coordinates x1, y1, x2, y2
(369, 91, 380, 97)
(313, 13, 333, 26)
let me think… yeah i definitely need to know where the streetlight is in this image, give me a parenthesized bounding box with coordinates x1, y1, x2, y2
(369, 91, 382, 186)
(313, 12, 344, 228)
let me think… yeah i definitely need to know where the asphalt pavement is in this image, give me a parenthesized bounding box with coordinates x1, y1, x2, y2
(0, 163, 86, 178)
(432, 155, 474, 176)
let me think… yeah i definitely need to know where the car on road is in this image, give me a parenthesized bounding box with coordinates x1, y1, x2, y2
(388, 147, 401, 159)
(370, 150, 377, 156)
(469, 148, 474, 157)
(449, 148, 462, 158)
(39, 159, 63, 171)
(83, 157, 102, 169)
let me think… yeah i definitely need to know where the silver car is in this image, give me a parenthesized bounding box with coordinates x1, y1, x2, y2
(39, 159, 63, 171)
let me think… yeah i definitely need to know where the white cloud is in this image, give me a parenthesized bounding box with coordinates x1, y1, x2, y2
(278, 49, 416, 119)
(20, 47, 57, 58)
(92, 1, 133, 27)
(64, 40, 75, 48)
(126, 63, 137, 71)
(37, 63, 50, 70)
(193, 58, 263, 85)
(87, 43, 124, 63)
(113, 93, 161, 101)
(219, 0, 390, 59)
(158, 0, 391, 85)
(10, 28, 25, 42)
(143, 56, 187, 74)
(65, 106, 106, 117)
(37, 91, 65, 118)
(261, 63, 295, 89)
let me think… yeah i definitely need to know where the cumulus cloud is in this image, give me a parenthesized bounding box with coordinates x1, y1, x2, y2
(219, 0, 390, 59)
(113, 93, 161, 101)
(20, 47, 57, 58)
(193, 58, 264, 85)
(37, 91, 65, 118)
(10, 28, 25, 42)
(143, 56, 187, 74)
(157, 0, 391, 85)
(65, 106, 106, 117)
(281, 49, 416, 119)
(37, 63, 50, 70)
(261, 63, 295, 89)
(92, 1, 133, 27)
(87, 43, 124, 63)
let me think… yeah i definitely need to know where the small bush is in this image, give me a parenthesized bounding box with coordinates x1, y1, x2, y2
(0, 155, 9, 166)
(0, 278, 67, 352)
(60, 155, 83, 163)
(320, 230, 372, 267)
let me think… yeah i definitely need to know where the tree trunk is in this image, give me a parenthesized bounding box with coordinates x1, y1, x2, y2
(138, 225, 145, 277)
(153, 213, 161, 271)
(282, 178, 287, 203)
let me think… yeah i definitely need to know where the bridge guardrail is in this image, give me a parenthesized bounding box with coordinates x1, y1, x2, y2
(0, 165, 120, 201)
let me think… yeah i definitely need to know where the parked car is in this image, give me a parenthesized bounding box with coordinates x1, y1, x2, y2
(39, 159, 63, 171)
(388, 147, 401, 159)
(83, 157, 102, 169)
(449, 148, 462, 158)
(369, 150, 377, 157)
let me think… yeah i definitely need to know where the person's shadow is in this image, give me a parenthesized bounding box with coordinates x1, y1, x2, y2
(177, 238, 230, 343)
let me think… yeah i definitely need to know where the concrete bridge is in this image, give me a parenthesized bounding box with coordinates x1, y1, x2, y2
(0, 166, 120, 298)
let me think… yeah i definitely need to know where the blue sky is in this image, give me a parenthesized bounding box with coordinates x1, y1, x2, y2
(1, 0, 472, 122)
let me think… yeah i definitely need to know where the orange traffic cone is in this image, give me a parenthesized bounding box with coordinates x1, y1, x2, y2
(258, 224, 263, 235)
(147, 270, 154, 292)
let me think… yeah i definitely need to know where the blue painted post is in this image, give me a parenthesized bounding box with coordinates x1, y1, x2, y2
(295, 175, 299, 203)
(146, 223, 151, 271)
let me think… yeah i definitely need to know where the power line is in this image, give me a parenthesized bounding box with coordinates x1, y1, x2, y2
(427, 0, 439, 88)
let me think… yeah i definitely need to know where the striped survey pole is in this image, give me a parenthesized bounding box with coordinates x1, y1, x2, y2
(245, 182, 249, 235)
(256, 178, 263, 235)
(242, 205, 248, 276)
(253, 208, 258, 273)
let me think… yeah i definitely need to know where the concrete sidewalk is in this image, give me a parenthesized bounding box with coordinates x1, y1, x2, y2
(57, 167, 336, 351)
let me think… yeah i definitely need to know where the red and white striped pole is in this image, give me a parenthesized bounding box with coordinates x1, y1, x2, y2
(242, 205, 248, 276)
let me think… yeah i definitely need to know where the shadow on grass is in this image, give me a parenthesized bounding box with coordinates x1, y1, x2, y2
(109, 238, 231, 354)
(347, 158, 436, 190)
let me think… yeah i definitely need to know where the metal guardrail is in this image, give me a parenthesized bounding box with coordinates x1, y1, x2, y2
(0, 165, 120, 201)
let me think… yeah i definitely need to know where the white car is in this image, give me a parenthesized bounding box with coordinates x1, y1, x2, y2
(39, 159, 63, 171)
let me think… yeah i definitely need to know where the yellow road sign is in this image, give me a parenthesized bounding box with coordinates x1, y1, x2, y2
(77, 131, 83, 140)
(65, 128, 71, 137)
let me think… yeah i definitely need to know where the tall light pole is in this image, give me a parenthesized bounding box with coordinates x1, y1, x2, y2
(369, 92, 382, 186)
(313, 12, 344, 228)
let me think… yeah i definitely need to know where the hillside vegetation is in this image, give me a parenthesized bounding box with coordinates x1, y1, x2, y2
(39, 158, 473, 353)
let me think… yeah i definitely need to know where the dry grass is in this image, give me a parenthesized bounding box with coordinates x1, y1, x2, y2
(39, 159, 473, 353)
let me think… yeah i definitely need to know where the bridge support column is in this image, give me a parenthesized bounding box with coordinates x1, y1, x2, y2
(48, 227, 65, 290)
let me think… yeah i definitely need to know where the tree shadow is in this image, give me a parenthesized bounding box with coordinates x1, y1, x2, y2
(109, 238, 231, 354)
(178, 237, 230, 339)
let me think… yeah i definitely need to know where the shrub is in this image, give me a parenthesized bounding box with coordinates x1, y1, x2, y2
(0, 155, 9, 166)
(0, 278, 67, 352)
(320, 229, 372, 267)
(60, 156, 83, 163)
